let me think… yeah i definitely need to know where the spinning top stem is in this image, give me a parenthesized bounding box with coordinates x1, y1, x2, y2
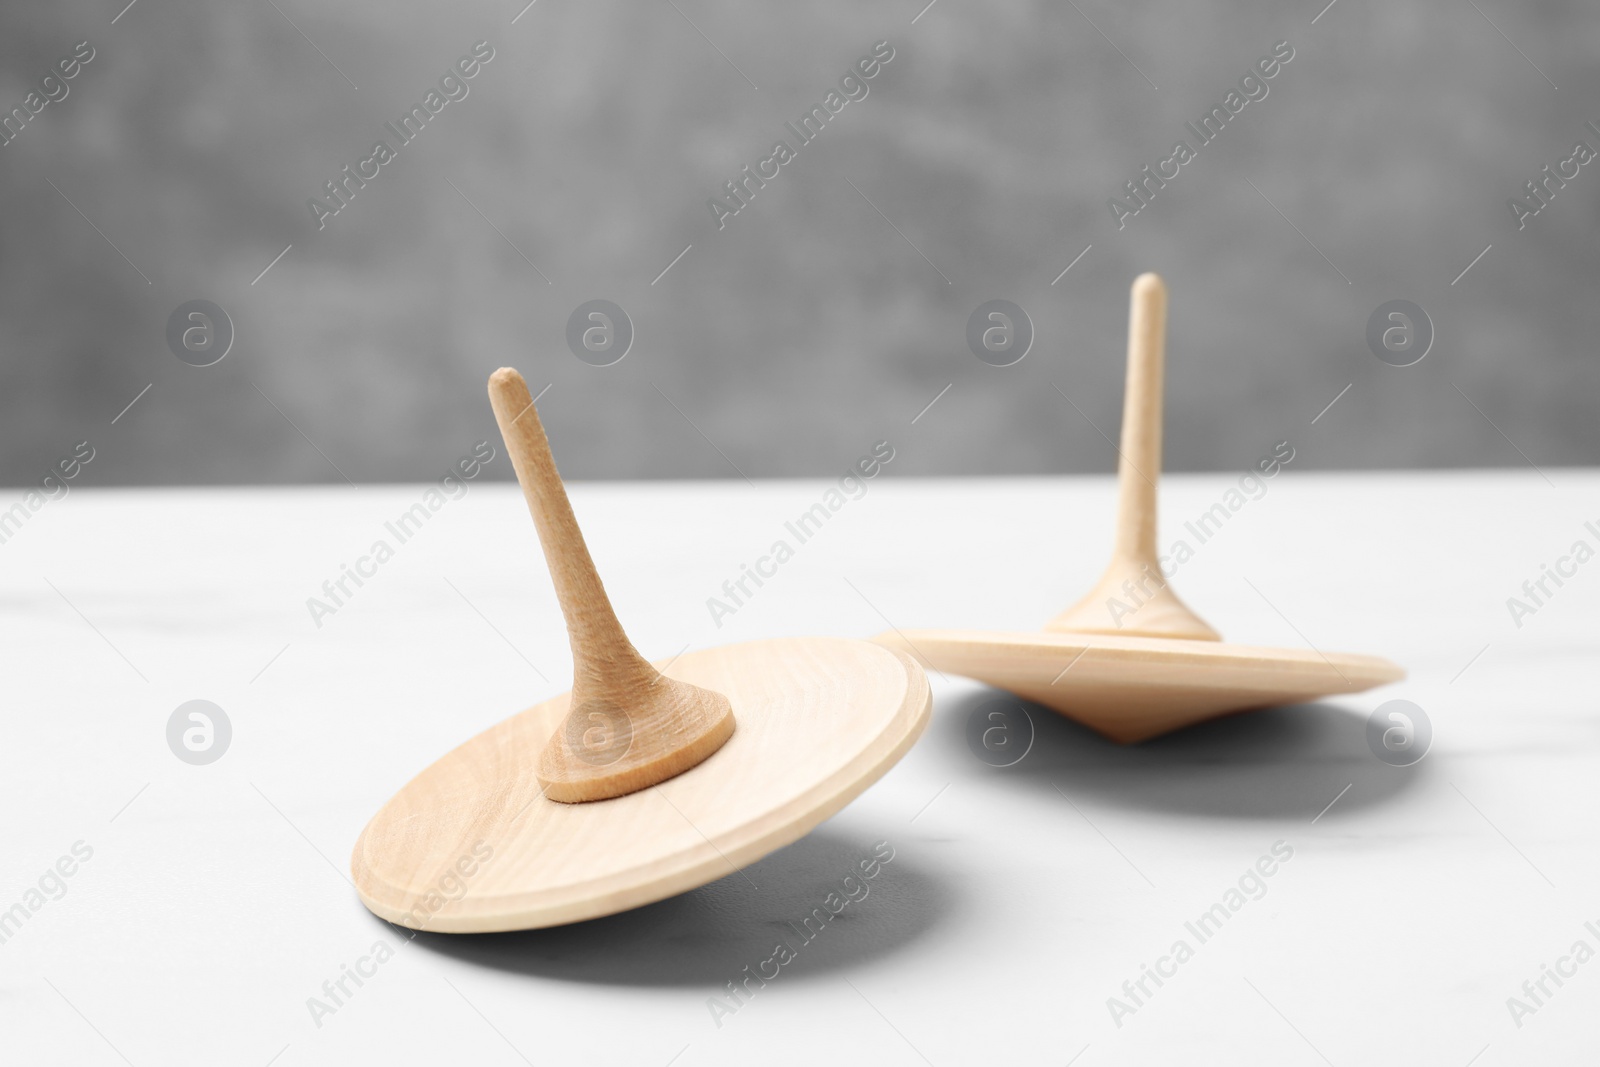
(1112, 271, 1166, 567)
(1046, 274, 1220, 641)
(487, 368, 734, 803)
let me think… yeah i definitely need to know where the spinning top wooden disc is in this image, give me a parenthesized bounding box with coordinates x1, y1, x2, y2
(874, 630, 1398, 744)
(353, 637, 928, 931)
(875, 274, 1403, 743)
(352, 368, 929, 931)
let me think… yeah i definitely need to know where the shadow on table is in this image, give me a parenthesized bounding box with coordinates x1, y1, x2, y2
(394, 829, 954, 986)
(939, 687, 1428, 819)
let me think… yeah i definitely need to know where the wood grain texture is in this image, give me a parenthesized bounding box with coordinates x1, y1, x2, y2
(487, 367, 734, 802)
(352, 638, 930, 931)
(876, 629, 1403, 743)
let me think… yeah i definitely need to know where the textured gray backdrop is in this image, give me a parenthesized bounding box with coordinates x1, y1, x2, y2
(2, 0, 1594, 485)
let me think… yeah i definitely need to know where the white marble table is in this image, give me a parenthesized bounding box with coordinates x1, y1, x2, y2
(2, 471, 1595, 1066)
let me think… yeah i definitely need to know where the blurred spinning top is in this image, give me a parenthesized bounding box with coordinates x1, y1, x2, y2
(874, 273, 1404, 742)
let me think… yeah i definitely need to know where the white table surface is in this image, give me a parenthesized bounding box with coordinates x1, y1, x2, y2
(3, 470, 1596, 1066)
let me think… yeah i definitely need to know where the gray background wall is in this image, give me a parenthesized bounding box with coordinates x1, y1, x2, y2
(2, 0, 1594, 486)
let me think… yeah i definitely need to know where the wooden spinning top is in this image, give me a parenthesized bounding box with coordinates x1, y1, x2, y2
(875, 274, 1404, 742)
(352, 369, 930, 931)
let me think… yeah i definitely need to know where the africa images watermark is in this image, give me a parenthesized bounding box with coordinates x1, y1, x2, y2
(305, 441, 496, 628)
(1109, 39, 1295, 230)
(705, 840, 896, 1028)
(1107, 840, 1296, 1028)
(1504, 519, 1600, 630)
(0, 840, 95, 949)
(0, 39, 95, 148)
(0, 440, 97, 547)
(705, 440, 895, 627)
(707, 40, 896, 231)
(1505, 918, 1600, 1031)
(308, 40, 496, 230)
(397, 838, 496, 931)
(1507, 119, 1600, 231)
(167, 699, 232, 766)
(306, 840, 494, 1029)
(1104, 441, 1295, 629)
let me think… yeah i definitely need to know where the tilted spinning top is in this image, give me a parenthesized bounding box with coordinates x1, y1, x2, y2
(352, 369, 930, 931)
(875, 274, 1403, 742)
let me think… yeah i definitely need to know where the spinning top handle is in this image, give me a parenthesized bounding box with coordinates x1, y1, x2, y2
(1112, 272, 1166, 569)
(487, 367, 657, 695)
